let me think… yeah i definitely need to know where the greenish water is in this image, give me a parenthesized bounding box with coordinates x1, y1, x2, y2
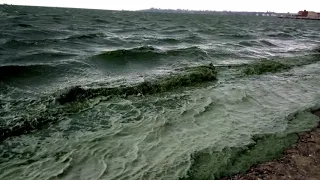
(0, 5, 320, 180)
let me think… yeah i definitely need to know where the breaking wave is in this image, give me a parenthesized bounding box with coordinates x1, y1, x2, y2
(0, 64, 217, 141)
(57, 64, 217, 104)
(242, 50, 320, 75)
(243, 60, 291, 75)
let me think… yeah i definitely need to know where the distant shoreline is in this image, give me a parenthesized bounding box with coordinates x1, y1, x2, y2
(139, 8, 282, 16)
(279, 16, 320, 21)
(0, 4, 286, 16)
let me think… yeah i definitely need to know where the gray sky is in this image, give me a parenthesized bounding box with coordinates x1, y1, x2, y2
(2, 0, 320, 13)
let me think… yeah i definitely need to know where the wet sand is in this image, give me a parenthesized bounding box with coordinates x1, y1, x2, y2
(222, 110, 320, 180)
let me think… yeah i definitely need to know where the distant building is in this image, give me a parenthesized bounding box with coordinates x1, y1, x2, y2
(298, 10, 308, 17)
(308, 11, 318, 18)
(297, 10, 319, 18)
(280, 10, 320, 20)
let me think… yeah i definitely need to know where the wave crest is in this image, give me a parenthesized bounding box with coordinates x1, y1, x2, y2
(94, 46, 208, 62)
(243, 60, 291, 75)
(56, 64, 217, 104)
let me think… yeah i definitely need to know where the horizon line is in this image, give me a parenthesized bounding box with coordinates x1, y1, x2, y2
(0, 3, 309, 14)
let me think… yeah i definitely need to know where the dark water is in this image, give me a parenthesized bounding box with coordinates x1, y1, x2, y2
(1, 5, 320, 180)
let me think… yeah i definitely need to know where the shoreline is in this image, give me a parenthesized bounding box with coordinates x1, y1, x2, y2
(221, 110, 320, 180)
(278, 16, 320, 21)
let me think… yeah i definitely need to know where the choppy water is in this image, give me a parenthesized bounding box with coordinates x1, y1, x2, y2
(1, 5, 320, 180)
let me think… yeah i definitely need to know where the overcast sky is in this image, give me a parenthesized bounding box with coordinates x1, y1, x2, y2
(2, 0, 320, 13)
